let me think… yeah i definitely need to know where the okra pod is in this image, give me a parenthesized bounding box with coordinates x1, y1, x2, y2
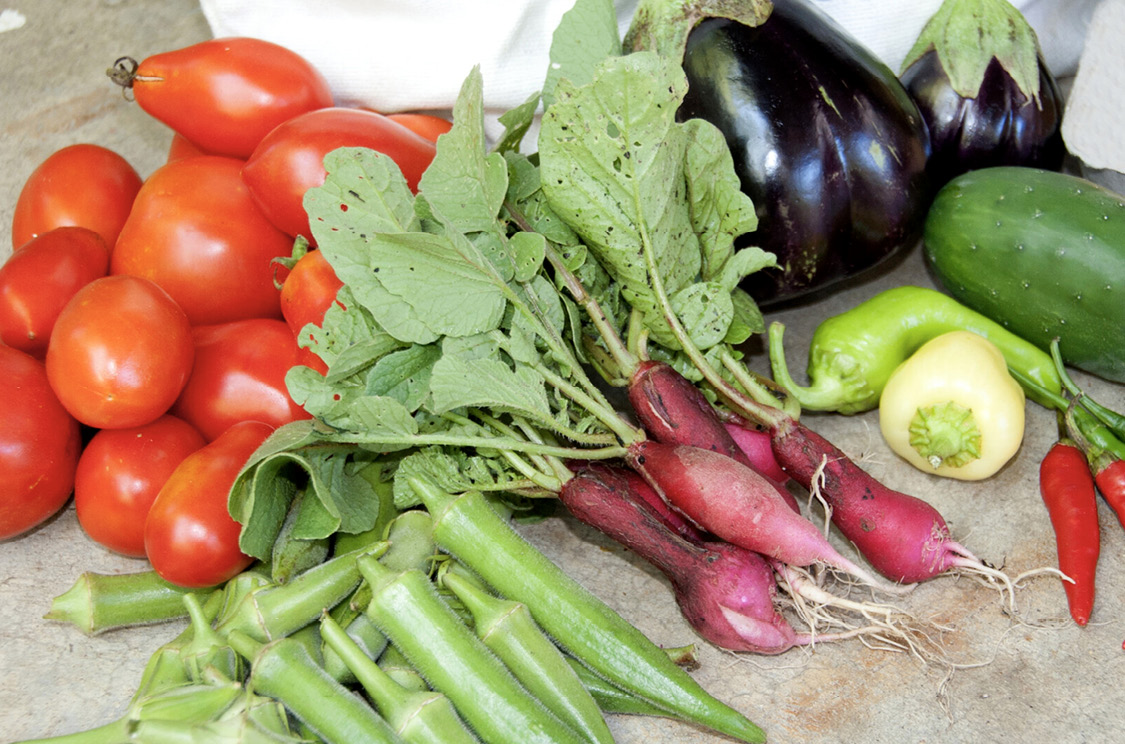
(228, 630, 405, 744)
(323, 510, 435, 681)
(217, 541, 388, 642)
(412, 480, 765, 744)
(441, 568, 614, 744)
(321, 614, 480, 744)
(44, 569, 202, 635)
(564, 657, 675, 719)
(377, 643, 431, 693)
(358, 555, 585, 744)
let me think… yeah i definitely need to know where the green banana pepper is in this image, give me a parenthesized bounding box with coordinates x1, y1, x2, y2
(769, 285, 1062, 414)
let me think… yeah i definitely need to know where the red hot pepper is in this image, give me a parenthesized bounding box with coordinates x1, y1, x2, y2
(1039, 438, 1101, 626)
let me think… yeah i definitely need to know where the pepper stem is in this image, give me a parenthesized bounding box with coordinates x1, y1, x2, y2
(908, 400, 982, 469)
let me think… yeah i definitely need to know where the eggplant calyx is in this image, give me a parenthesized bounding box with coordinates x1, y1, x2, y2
(900, 0, 1043, 104)
(624, 0, 772, 58)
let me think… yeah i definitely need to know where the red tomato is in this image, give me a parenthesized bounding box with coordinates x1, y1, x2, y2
(111, 156, 292, 325)
(144, 420, 272, 587)
(74, 414, 206, 557)
(166, 132, 211, 162)
(46, 275, 194, 429)
(0, 227, 110, 358)
(116, 37, 335, 159)
(280, 249, 344, 375)
(171, 318, 312, 441)
(0, 347, 82, 540)
(242, 107, 436, 239)
(11, 144, 142, 250)
(387, 113, 454, 143)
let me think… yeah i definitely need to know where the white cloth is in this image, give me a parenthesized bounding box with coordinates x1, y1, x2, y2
(200, 0, 1097, 124)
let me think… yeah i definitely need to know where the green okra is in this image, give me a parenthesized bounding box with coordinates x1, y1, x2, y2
(320, 614, 480, 744)
(358, 555, 585, 744)
(412, 480, 765, 744)
(323, 510, 435, 682)
(564, 657, 675, 719)
(228, 630, 404, 744)
(217, 541, 388, 642)
(377, 643, 431, 693)
(44, 569, 204, 636)
(441, 568, 614, 744)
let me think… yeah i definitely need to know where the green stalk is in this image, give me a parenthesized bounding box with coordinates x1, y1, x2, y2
(320, 614, 480, 744)
(412, 479, 766, 743)
(358, 555, 586, 744)
(228, 630, 404, 744)
(441, 568, 615, 744)
(44, 570, 203, 636)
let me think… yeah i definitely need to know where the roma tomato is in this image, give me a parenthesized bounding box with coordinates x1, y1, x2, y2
(75, 414, 206, 557)
(111, 156, 292, 325)
(387, 112, 453, 143)
(0, 226, 110, 358)
(144, 420, 273, 587)
(112, 37, 334, 159)
(280, 248, 343, 375)
(166, 132, 210, 162)
(0, 347, 82, 541)
(46, 275, 194, 429)
(171, 318, 312, 442)
(242, 107, 436, 239)
(11, 143, 142, 250)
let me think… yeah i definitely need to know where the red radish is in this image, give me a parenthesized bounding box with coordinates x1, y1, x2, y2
(560, 462, 809, 654)
(724, 419, 790, 485)
(625, 440, 910, 595)
(767, 416, 1008, 587)
(628, 360, 800, 512)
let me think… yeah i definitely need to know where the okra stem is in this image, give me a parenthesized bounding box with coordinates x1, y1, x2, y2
(441, 568, 614, 744)
(413, 479, 766, 744)
(320, 614, 481, 744)
(44, 570, 202, 635)
(228, 630, 405, 744)
(358, 555, 586, 744)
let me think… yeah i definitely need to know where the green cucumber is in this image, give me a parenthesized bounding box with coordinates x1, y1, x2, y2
(923, 166, 1125, 383)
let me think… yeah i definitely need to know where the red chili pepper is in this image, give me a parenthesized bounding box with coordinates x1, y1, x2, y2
(1039, 438, 1101, 626)
(1090, 454, 1125, 532)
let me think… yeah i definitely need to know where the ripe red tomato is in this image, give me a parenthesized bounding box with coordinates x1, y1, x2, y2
(0, 347, 82, 540)
(387, 113, 454, 143)
(144, 420, 272, 587)
(0, 227, 110, 358)
(280, 248, 344, 375)
(166, 132, 210, 163)
(111, 156, 292, 325)
(74, 414, 206, 557)
(11, 144, 142, 250)
(115, 37, 334, 159)
(171, 318, 312, 441)
(242, 107, 436, 240)
(46, 275, 194, 429)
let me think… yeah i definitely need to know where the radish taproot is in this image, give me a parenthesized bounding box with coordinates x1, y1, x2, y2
(560, 462, 810, 654)
(624, 440, 911, 595)
(628, 359, 800, 512)
(768, 416, 1011, 589)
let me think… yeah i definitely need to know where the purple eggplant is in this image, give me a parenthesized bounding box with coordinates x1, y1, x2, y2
(899, 1, 1065, 188)
(668, 0, 932, 306)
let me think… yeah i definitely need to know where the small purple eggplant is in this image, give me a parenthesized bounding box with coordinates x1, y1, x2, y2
(900, 0, 1066, 188)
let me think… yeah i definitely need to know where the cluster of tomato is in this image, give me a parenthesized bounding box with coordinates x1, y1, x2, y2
(0, 37, 448, 587)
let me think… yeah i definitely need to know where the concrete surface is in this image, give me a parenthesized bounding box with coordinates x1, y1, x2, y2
(2, 2, 1124, 743)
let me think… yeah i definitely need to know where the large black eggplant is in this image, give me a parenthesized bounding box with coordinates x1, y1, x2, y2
(672, 0, 932, 306)
(899, 0, 1065, 188)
